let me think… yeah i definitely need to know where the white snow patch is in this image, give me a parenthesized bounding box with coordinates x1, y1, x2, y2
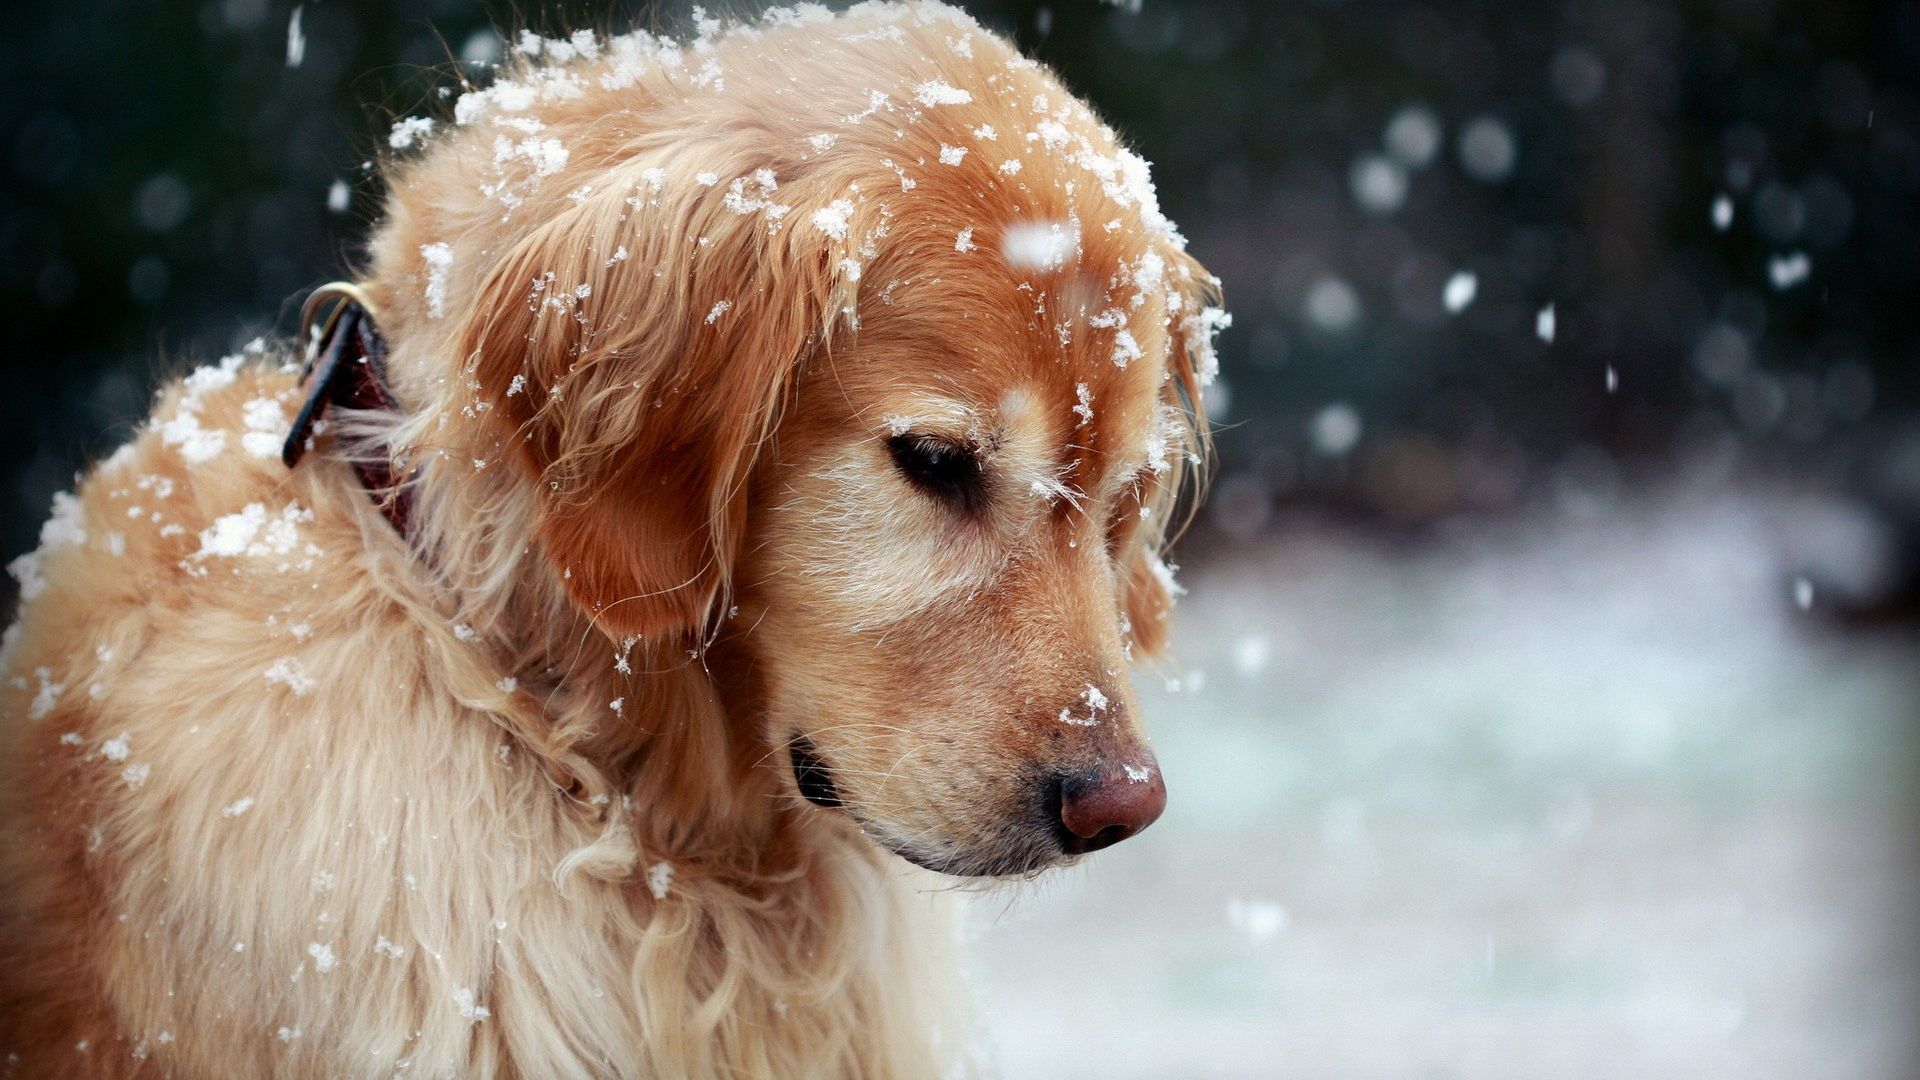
(913, 80, 972, 107)
(420, 242, 454, 319)
(1536, 303, 1557, 345)
(954, 227, 976, 253)
(1227, 898, 1288, 944)
(1234, 635, 1271, 676)
(647, 860, 674, 900)
(240, 396, 288, 458)
(1768, 251, 1810, 290)
(156, 411, 227, 464)
(221, 797, 255, 818)
(1072, 383, 1094, 427)
(810, 199, 855, 241)
(705, 299, 733, 324)
(453, 988, 491, 1023)
(285, 5, 306, 67)
(194, 502, 313, 561)
(263, 657, 317, 696)
(306, 942, 337, 973)
(1000, 221, 1077, 272)
(1443, 270, 1478, 314)
(101, 734, 131, 762)
(387, 116, 436, 150)
(938, 144, 968, 166)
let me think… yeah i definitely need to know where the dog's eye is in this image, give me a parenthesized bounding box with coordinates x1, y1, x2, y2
(887, 434, 984, 511)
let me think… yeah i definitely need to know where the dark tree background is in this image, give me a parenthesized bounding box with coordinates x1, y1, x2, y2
(4, 0, 1918, 613)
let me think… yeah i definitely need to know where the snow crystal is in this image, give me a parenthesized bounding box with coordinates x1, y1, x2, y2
(121, 763, 151, 789)
(157, 412, 227, 464)
(1234, 635, 1271, 676)
(101, 734, 131, 762)
(998, 158, 1023, 176)
(285, 5, 305, 67)
(1180, 306, 1232, 386)
(1072, 383, 1093, 427)
(938, 144, 968, 166)
(721, 169, 785, 218)
(240, 397, 288, 458)
(497, 676, 519, 693)
(1001, 222, 1077, 272)
(277, 1027, 300, 1042)
(1768, 251, 1810, 290)
(373, 937, 406, 959)
(972, 124, 998, 141)
(705, 299, 733, 324)
(810, 199, 855, 241)
(222, 797, 254, 818)
(1349, 155, 1408, 214)
(1304, 275, 1360, 333)
(1311, 403, 1363, 456)
(1146, 552, 1186, 599)
(1122, 763, 1154, 784)
(1384, 104, 1443, 168)
(194, 502, 313, 561)
(452, 988, 491, 1023)
(1794, 576, 1814, 611)
(1457, 116, 1517, 182)
(1084, 685, 1109, 712)
(306, 942, 336, 973)
(451, 622, 478, 642)
(506, 374, 526, 397)
(387, 116, 436, 150)
(647, 860, 674, 900)
(1605, 365, 1619, 394)
(806, 133, 836, 152)
(420, 242, 454, 319)
(1712, 194, 1734, 231)
(1226, 898, 1288, 944)
(183, 353, 244, 399)
(1536, 303, 1557, 345)
(263, 657, 317, 696)
(1442, 270, 1478, 314)
(326, 179, 349, 213)
(954, 227, 976, 253)
(28, 672, 64, 721)
(695, 171, 720, 187)
(1111, 328, 1143, 368)
(913, 80, 972, 107)
(60, 732, 83, 746)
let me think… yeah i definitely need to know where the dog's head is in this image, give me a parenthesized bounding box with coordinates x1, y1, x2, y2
(409, 7, 1225, 877)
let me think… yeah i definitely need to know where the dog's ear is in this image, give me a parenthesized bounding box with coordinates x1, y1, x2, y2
(1119, 241, 1223, 660)
(459, 161, 846, 641)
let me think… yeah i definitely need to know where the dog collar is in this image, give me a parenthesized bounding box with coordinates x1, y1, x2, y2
(283, 282, 415, 539)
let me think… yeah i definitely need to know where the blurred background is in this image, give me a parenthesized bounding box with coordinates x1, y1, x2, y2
(2, 0, 1917, 1076)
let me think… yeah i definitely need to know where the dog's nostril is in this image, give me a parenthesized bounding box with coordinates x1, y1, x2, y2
(1053, 764, 1167, 855)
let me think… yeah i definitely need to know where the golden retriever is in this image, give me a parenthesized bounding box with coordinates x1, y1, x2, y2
(0, 3, 1225, 1075)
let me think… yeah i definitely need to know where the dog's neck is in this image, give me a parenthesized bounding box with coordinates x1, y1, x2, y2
(331, 304, 806, 882)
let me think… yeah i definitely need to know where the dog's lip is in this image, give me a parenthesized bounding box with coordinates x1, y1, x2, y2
(788, 734, 845, 810)
(787, 735, 1066, 878)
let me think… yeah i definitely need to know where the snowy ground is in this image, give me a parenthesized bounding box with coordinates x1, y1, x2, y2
(963, 487, 1920, 1079)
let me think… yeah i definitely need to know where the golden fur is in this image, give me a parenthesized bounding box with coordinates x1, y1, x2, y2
(0, 3, 1224, 1075)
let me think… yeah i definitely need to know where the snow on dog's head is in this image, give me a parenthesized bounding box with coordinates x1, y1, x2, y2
(366, 1, 1225, 878)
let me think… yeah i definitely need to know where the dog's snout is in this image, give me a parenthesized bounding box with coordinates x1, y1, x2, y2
(1053, 760, 1167, 855)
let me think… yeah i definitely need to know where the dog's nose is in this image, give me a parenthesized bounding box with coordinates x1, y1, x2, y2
(1055, 761, 1167, 854)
